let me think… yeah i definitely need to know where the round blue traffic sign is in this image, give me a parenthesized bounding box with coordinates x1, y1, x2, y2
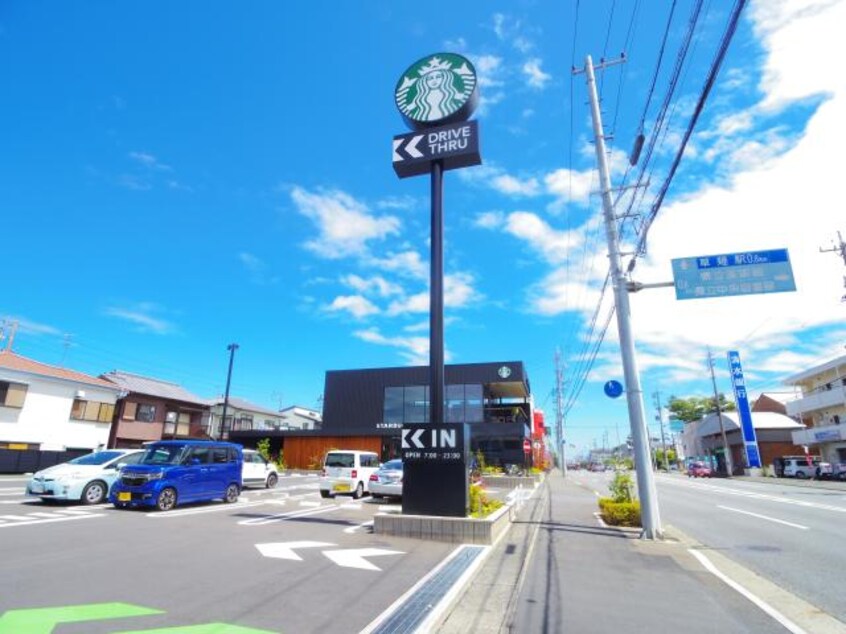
(603, 380, 624, 399)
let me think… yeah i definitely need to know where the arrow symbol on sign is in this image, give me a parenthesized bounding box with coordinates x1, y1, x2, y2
(255, 541, 336, 561)
(392, 139, 403, 162)
(405, 135, 424, 158)
(322, 548, 404, 571)
(402, 428, 426, 449)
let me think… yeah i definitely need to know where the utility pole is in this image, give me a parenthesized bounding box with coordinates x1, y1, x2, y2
(819, 230, 846, 301)
(220, 343, 239, 440)
(3, 321, 19, 352)
(707, 347, 733, 477)
(576, 54, 662, 539)
(555, 348, 567, 476)
(653, 392, 670, 471)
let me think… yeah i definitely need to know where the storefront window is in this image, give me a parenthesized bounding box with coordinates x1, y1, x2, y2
(404, 386, 429, 423)
(384, 387, 404, 425)
(465, 384, 483, 422)
(446, 384, 464, 423)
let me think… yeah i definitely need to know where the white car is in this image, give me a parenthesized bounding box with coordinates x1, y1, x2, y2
(242, 449, 279, 488)
(319, 450, 380, 499)
(26, 449, 145, 504)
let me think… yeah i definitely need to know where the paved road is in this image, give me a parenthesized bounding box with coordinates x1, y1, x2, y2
(0, 474, 458, 633)
(575, 470, 846, 623)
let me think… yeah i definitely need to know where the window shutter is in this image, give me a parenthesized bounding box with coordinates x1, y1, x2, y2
(123, 402, 137, 420)
(6, 383, 27, 408)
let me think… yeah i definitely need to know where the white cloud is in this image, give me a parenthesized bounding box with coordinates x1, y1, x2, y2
(474, 211, 505, 229)
(365, 250, 428, 280)
(522, 58, 551, 89)
(500, 212, 581, 265)
(326, 295, 379, 319)
(492, 174, 541, 196)
(290, 187, 401, 259)
(354, 328, 433, 365)
(239, 252, 278, 286)
(129, 151, 171, 171)
(105, 303, 174, 335)
(342, 274, 402, 297)
(385, 272, 480, 316)
(544, 167, 595, 206)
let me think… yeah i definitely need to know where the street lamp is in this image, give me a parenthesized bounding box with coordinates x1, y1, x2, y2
(220, 343, 239, 440)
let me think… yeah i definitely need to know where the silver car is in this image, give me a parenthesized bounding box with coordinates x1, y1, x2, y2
(368, 459, 403, 500)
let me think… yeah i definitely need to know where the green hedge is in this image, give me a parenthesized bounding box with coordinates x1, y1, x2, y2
(598, 497, 641, 527)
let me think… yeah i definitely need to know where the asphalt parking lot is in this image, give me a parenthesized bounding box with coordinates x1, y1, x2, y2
(0, 474, 462, 633)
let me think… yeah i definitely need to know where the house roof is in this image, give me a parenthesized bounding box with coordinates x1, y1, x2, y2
(101, 370, 207, 405)
(698, 411, 803, 437)
(207, 396, 280, 418)
(783, 354, 846, 384)
(0, 351, 119, 390)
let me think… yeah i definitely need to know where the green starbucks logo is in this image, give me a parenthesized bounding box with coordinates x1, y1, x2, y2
(395, 53, 478, 130)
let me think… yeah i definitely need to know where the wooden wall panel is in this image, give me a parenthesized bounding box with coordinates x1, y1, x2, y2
(283, 436, 382, 469)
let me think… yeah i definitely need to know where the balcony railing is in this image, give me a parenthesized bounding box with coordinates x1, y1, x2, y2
(785, 388, 846, 416)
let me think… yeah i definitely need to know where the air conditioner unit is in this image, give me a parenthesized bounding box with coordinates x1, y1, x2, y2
(75, 390, 86, 399)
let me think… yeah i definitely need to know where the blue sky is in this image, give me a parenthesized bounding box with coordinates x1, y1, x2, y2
(3, 1, 845, 457)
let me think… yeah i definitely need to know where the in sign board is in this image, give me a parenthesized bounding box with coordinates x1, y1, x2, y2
(671, 248, 796, 300)
(393, 120, 481, 178)
(402, 423, 469, 517)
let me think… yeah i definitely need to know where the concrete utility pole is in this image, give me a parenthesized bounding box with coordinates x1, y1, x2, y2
(555, 348, 567, 476)
(653, 392, 670, 471)
(220, 343, 239, 440)
(819, 230, 846, 301)
(707, 347, 733, 477)
(577, 55, 662, 539)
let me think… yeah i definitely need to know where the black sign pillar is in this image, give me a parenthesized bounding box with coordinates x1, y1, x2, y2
(430, 159, 444, 427)
(402, 423, 468, 516)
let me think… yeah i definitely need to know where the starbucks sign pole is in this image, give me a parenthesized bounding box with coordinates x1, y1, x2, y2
(394, 53, 481, 517)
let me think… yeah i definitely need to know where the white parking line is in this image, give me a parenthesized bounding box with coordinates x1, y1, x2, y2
(239, 504, 339, 526)
(344, 520, 374, 534)
(0, 514, 104, 529)
(688, 549, 807, 634)
(717, 505, 809, 530)
(147, 500, 270, 518)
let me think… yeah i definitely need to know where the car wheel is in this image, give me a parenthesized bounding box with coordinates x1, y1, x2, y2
(156, 487, 177, 512)
(352, 482, 364, 500)
(266, 473, 278, 489)
(81, 481, 107, 505)
(224, 483, 240, 504)
(320, 489, 333, 499)
(372, 493, 383, 500)
(795, 471, 806, 479)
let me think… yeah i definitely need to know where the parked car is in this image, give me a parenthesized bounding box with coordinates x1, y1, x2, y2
(242, 449, 279, 488)
(687, 461, 712, 478)
(369, 459, 403, 500)
(318, 449, 380, 499)
(110, 440, 243, 511)
(774, 455, 824, 479)
(26, 449, 145, 505)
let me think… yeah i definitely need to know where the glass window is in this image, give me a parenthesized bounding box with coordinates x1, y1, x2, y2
(211, 448, 229, 464)
(0, 381, 27, 408)
(384, 387, 404, 424)
(188, 447, 211, 464)
(446, 384, 464, 423)
(325, 453, 354, 468)
(70, 399, 86, 420)
(70, 451, 125, 465)
(404, 385, 429, 423)
(122, 402, 138, 420)
(98, 403, 115, 423)
(465, 384, 483, 423)
(118, 452, 143, 465)
(83, 400, 101, 421)
(136, 404, 156, 422)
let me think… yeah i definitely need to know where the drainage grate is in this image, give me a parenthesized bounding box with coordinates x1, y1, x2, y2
(371, 545, 486, 634)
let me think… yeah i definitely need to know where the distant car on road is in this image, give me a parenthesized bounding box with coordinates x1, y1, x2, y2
(27, 449, 145, 505)
(242, 449, 279, 488)
(369, 459, 403, 500)
(589, 463, 606, 472)
(687, 461, 712, 478)
(774, 455, 825, 479)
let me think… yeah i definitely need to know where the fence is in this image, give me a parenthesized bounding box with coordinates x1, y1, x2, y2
(0, 449, 89, 474)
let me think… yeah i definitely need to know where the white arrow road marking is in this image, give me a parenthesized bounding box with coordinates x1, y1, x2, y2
(256, 541, 336, 561)
(343, 520, 374, 534)
(405, 135, 424, 158)
(322, 548, 404, 571)
(392, 139, 403, 161)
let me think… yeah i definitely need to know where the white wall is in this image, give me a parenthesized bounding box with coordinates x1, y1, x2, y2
(0, 370, 118, 451)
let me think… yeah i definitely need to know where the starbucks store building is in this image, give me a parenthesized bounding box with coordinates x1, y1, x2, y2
(320, 361, 534, 467)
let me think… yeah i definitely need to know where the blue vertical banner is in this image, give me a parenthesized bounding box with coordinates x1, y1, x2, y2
(727, 350, 762, 468)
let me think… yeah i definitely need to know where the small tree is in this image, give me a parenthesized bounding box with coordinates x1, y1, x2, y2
(608, 470, 635, 503)
(256, 438, 271, 461)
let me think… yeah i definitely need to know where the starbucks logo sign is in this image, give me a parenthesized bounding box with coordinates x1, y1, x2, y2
(498, 366, 512, 379)
(395, 53, 478, 130)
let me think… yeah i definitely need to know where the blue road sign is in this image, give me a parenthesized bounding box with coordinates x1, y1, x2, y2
(671, 248, 796, 300)
(604, 380, 624, 399)
(727, 350, 762, 469)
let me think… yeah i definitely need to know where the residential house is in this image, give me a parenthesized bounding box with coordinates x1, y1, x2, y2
(278, 405, 322, 430)
(0, 351, 122, 452)
(101, 370, 210, 448)
(207, 396, 284, 440)
(784, 354, 846, 465)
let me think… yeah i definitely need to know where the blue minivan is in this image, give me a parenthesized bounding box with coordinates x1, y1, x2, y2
(110, 440, 243, 511)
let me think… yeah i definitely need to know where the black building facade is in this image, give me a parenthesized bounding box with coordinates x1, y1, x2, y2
(322, 361, 533, 466)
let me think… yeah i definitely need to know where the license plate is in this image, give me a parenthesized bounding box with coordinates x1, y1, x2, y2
(333, 483, 350, 492)
(118, 492, 131, 502)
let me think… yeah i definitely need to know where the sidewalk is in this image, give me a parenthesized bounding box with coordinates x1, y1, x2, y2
(434, 470, 844, 634)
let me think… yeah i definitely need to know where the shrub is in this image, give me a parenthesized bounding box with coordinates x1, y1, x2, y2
(608, 471, 635, 503)
(600, 500, 641, 527)
(256, 438, 272, 461)
(469, 483, 504, 518)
